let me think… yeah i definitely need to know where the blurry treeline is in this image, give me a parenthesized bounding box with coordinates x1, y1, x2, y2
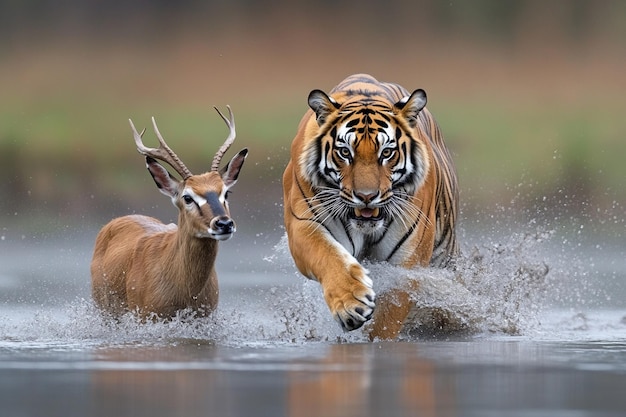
(0, 0, 624, 236)
(1, 0, 623, 41)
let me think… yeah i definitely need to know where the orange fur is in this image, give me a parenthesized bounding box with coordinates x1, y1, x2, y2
(91, 212, 220, 318)
(283, 74, 458, 339)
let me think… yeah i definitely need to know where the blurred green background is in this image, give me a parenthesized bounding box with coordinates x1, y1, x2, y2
(0, 0, 624, 240)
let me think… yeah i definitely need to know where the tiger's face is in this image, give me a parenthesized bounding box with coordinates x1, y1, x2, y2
(301, 89, 431, 236)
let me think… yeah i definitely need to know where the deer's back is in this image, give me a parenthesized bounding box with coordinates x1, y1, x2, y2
(90, 214, 176, 314)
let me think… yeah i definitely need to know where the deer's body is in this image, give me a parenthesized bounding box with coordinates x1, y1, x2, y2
(90, 107, 247, 318)
(91, 214, 218, 317)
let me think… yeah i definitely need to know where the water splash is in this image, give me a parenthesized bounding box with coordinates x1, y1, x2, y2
(264, 229, 555, 340)
(0, 225, 617, 348)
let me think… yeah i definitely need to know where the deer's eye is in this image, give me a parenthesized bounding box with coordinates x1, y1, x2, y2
(182, 195, 194, 205)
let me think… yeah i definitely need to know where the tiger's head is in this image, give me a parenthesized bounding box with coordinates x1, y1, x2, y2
(300, 88, 431, 236)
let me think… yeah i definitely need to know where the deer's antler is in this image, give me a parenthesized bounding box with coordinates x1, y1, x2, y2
(211, 105, 236, 172)
(129, 118, 193, 180)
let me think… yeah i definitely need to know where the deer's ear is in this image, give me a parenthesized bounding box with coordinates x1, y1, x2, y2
(146, 156, 180, 198)
(220, 148, 248, 188)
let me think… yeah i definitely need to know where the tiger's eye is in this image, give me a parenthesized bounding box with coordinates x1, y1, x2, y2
(381, 148, 394, 158)
(339, 148, 351, 158)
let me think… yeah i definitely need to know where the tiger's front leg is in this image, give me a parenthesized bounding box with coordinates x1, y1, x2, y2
(368, 288, 413, 340)
(287, 228, 376, 331)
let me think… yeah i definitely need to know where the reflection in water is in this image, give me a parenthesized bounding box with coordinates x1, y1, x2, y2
(85, 342, 458, 417)
(30, 339, 624, 417)
(93, 369, 218, 417)
(287, 343, 455, 417)
(2, 320, 626, 417)
(89, 345, 257, 417)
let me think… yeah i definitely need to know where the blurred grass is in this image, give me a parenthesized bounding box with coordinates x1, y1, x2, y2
(437, 100, 625, 195)
(2, 91, 623, 189)
(2, 91, 624, 230)
(1, 2, 625, 237)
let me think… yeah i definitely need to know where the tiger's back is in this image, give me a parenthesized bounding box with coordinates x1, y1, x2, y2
(283, 73, 459, 339)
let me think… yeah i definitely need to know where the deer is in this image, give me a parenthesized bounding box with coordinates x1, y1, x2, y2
(90, 106, 248, 319)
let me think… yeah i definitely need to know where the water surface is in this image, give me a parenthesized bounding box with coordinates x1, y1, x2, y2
(1, 230, 625, 417)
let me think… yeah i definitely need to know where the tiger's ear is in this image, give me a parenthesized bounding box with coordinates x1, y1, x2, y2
(308, 89, 341, 126)
(393, 89, 427, 127)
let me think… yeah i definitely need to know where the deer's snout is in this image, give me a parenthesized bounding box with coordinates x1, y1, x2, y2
(209, 215, 235, 240)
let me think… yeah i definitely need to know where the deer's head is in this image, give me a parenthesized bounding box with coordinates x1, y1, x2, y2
(129, 106, 247, 241)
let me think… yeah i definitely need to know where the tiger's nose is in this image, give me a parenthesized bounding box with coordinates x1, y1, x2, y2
(354, 191, 379, 204)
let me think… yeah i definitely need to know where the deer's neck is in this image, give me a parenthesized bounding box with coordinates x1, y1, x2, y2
(163, 226, 219, 298)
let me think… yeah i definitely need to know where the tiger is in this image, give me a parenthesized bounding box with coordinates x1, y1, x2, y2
(282, 73, 459, 340)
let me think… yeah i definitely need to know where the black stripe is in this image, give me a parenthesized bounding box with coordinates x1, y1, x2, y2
(295, 175, 315, 212)
(289, 208, 338, 243)
(345, 118, 359, 128)
(293, 175, 339, 242)
(342, 222, 356, 256)
(370, 219, 392, 246)
(386, 215, 421, 262)
(374, 118, 388, 129)
(205, 192, 226, 217)
(294, 172, 355, 255)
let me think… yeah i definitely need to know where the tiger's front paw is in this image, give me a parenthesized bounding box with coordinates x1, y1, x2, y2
(324, 264, 376, 331)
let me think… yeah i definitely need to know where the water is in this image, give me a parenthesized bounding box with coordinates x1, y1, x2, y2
(1, 226, 625, 417)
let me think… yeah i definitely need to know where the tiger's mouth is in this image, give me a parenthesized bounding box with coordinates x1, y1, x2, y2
(352, 207, 382, 220)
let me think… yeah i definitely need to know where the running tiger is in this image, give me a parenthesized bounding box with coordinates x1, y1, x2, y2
(282, 74, 459, 340)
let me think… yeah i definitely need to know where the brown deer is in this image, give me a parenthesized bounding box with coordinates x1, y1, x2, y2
(90, 106, 248, 319)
